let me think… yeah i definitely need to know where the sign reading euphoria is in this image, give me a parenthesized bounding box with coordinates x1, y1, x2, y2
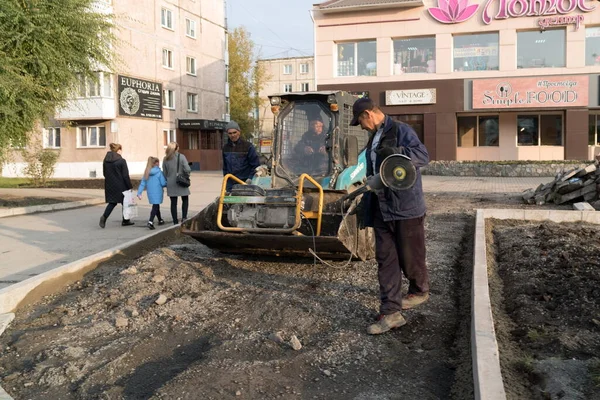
(117, 75, 163, 120)
(472, 75, 589, 109)
(427, 0, 596, 30)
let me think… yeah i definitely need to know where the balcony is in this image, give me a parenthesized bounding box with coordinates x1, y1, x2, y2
(55, 97, 116, 121)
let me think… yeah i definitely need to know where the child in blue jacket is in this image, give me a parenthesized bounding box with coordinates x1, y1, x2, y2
(137, 156, 167, 230)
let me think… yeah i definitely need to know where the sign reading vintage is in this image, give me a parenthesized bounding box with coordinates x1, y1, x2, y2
(386, 89, 437, 106)
(472, 75, 589, 109)
(117, 75, 163, 119)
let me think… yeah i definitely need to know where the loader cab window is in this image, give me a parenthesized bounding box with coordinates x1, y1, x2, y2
(279, 101, 333, 177)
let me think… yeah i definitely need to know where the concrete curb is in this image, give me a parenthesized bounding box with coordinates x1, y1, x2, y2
(472, 209, 599, 400)
(0, 198, 104, 218)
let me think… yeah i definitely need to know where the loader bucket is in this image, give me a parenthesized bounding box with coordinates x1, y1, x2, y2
(181, 199, 375, 261)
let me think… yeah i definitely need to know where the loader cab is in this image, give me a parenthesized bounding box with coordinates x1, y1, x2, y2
(268, 91, 368, 190)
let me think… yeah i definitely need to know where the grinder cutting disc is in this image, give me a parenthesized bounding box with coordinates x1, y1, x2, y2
(379, 154, 417, 191)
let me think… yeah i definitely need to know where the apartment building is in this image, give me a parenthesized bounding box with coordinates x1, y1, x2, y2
(313, 0, 600, 161)
(257, 56, 315, 144)
(3, 0, 228, 177)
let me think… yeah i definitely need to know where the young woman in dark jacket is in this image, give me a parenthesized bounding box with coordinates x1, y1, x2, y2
(99, 143, 134, 228)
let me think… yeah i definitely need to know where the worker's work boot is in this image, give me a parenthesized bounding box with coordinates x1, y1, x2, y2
(366, 312, 406, 335)
(402, 292, 430, 310)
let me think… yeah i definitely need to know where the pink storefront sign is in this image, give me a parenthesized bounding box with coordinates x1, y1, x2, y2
(472, 76, 589, 109)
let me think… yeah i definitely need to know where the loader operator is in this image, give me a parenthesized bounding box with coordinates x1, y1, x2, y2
(350, 97, 431, 335)
(294, 115, 329, 176)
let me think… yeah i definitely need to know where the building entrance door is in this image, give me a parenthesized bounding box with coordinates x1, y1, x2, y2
(391, 114, 424, 144)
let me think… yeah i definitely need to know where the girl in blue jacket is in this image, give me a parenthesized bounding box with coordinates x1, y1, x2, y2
(137, 157, 167, 230)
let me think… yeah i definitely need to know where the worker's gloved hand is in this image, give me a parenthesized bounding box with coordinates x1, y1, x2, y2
(375, 146, 398, 160)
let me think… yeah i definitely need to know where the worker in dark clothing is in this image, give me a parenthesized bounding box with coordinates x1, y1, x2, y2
(222, 120, 260, 191)
(350, 97, 430, 335)
(294, 116, 329, 175)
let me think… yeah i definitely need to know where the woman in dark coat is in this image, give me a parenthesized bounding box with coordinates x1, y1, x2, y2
(99, 143, 134, 228)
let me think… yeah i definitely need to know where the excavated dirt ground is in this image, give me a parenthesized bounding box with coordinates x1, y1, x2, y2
(489, 220, 600, 400)
(0, 192, 572, 400)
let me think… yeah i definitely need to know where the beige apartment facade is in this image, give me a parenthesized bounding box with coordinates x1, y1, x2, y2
(314, 0, 600, 161)
(257, 56, 315, 147)
(3, 0, 227, 178)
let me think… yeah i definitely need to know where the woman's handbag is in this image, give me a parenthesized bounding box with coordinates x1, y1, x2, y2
(176, 153, 191, 187)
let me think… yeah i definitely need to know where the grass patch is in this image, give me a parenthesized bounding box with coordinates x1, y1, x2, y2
(0, 177, 31, 188)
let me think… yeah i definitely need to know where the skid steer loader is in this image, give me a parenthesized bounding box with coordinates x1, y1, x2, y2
(181, 91, 415, 261)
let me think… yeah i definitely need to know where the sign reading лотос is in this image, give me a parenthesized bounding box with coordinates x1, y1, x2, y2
(117, 75, 163, 120)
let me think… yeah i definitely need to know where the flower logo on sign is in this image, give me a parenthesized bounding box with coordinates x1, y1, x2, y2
(428, 0, 479, 24)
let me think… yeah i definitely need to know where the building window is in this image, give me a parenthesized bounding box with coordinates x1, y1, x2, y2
(517, 115, 563, 146)
(43, 128, 61, 148)
(283, 64, 292, 75)
(78, 126, 106, 148)
(102, 73, 113, 97)
(283, 83, 293, 93)
(187, 93, 198, 112)
(300, 63, 309, 74)
(186, 56, 196, 75)
(337, 40, 377, 76)
(517, 29, 565, 69)
(161, 8, 173, 30)
(457, 115, 499, 147)
(162, 49, 173, 69)
(392, 115, 424, 144)
(163, 89, 175, 109)
(453, 33, 499, 72)
(586, 27, 600, 66)
(76, 72, 105, 98)
(393, 36, 436, 74)
(589, 114, 600, 145)
(186, 18, 196, 38)
(163, 129, 176, 146)
(300, 82, 309, 92)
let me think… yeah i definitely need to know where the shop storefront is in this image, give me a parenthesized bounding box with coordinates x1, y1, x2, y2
(177, 119, 227, 171)
(313, 0, 600, 161)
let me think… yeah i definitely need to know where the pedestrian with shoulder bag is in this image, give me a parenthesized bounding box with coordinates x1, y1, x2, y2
(163, 142, 192, 224)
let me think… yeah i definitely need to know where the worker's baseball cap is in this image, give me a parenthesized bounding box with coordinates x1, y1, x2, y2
(350, 97, 376, 126)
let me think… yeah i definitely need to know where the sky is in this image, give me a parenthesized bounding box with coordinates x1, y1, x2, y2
(226, 0, 317, 59)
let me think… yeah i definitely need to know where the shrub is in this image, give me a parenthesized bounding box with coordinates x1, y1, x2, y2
(21, 141, 60, 187)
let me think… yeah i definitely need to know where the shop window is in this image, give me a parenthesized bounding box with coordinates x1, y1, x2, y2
(518, 115, 563, 146)
(457, 116, 499, 147)
(517, 29, 565, 69)
(589, 114, 600, 145)
(78, 126, 106, 148)
(393, 37, 436, 74)
(337, 41, 377, 77)
(163, 129, 176, 147)
(200, 132, 221, 150)
(43, 128, 61, 149)
(391, 115, 424, 144)
(586, 27, 600, 66)
(188, 132, 199, 150)
(453, 33, 499, 72)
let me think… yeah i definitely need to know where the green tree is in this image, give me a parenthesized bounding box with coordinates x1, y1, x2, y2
(0, 0, 115, 161)
(228, 27, 269, 139)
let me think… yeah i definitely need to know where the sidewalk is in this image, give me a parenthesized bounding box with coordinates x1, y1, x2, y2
(0, 172, 224, 289)
(0, 174, 548, 289)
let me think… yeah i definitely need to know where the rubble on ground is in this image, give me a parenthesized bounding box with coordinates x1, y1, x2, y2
(522, 160, 600, 210)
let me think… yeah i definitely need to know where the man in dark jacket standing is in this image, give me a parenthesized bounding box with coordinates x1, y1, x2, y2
(222, 121, 260, 191)
(350, 98, 430, 335)
(99, 143, 134, 228)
